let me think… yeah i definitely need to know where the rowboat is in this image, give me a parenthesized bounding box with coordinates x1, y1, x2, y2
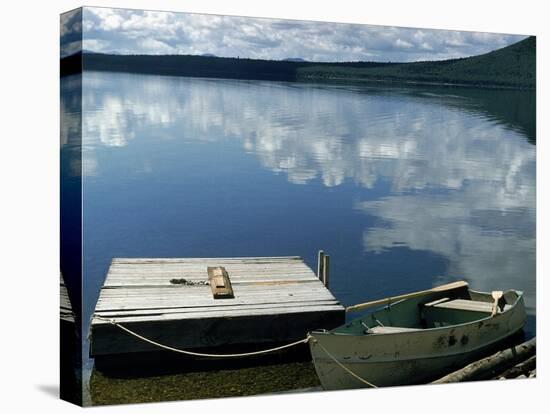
(309, 281, 526, 389)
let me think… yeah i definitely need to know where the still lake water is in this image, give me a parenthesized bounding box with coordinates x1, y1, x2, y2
(62, 71, 535, 402)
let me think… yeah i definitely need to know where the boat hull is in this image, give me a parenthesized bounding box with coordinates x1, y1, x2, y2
(309, 293, 525, 389)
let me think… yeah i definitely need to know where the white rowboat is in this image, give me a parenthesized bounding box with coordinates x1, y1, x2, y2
(309, 281, 526, 389)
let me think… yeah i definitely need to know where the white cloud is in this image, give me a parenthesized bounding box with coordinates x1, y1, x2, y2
(60, 8, 82, 57)
(420, 42, 433, 51)
(138, 38, 177, 54)
(82, 38, 109, 51)
(80, 7, 528, 62)
(395, 38, 414, 49)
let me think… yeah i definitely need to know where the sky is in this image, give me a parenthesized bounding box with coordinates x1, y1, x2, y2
(61, 7, 528, 62)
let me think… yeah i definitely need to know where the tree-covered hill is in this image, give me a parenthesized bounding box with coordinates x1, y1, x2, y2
(297, 36, 535, 88)
(78, 53, 391, 82)
(61, 36, 535, 89)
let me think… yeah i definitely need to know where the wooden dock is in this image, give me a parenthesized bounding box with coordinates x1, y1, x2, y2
(60, 273, 75, 323)
(90, 256, 345, 357)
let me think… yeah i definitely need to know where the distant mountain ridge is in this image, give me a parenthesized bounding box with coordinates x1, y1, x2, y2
(61, 36, 535, 89)
(297, 36, 535, 88)
(73, 52, 391, 82)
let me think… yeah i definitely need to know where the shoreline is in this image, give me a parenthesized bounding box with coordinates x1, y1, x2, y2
(60, 35, 535, 90)
(61, 66, 535, 91)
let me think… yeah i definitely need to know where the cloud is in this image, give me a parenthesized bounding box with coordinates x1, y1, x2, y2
(138, 38, 177, 54)
(395, 38, 414, 49)
(80, 7, 528, 62)
(357, 193, 536, 312)
(60, 8, 82, 57)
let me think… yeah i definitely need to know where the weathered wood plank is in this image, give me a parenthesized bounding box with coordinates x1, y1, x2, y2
(97, 283, 331, 296)
(207, 266, 235, 299)
(95, 294, 338, 311)
(60, 274, 75, 323)
(96, 284, 333, 297)
(96, 293, 337, 306)
(322, 254, 330, 288)
(97, 292, 335, 302)
(104, 265, 317, 285)
(94, 304, 346, 324)
(105, 272, 315, 281)
(95, 299, 340, 316)
(111, 256, 303, 264)
(96, 293, 337, 311)
(107, 266, 313, 271)
(105, 271, 314, 280)
(317, 250, 324, 279)
(96, 297, 338, 312)
(101, 281, 321, 290)
(95, 300, 340, 318)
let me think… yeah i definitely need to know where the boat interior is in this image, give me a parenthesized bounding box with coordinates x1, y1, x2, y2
(334, 288, 520, 335)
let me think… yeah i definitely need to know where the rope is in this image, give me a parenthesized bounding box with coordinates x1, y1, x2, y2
(94, 315, 378, 387)
(312, 338, 378, 388)
(93, 315, 310, 358)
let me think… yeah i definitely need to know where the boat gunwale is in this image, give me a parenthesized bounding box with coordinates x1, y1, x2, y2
(309, 325, 526, 364)
(311, 288, 524, 338)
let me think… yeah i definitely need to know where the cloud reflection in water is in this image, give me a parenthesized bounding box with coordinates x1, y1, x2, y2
(77, 72, 535, 313)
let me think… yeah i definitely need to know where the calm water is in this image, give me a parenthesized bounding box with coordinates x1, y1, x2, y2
(62, 71, 536, 402)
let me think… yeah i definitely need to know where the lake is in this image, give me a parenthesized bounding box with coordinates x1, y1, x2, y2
(61, 71, 536, 403)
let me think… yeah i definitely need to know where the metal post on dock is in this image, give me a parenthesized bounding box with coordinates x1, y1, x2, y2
(317, 250, 325, 280)
(322, 254, 330, 288)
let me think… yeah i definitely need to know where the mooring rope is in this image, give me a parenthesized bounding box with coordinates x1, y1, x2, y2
(93, 315, 378, 387)
(311, 339, 378, 388)
(93, 315, 310, 358)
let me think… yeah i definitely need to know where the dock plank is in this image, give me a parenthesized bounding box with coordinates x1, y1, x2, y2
(95, 299, 340, 317)
(60, 274, 75, 323)
(95, 304, 345, 323)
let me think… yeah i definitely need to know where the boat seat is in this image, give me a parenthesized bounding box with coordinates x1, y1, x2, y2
(368, 326, 421, 334)
(427, 299, 511, 313)
(421, 298, 512, 327)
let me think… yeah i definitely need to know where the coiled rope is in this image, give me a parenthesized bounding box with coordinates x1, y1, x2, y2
(93, 315, 377, 387)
